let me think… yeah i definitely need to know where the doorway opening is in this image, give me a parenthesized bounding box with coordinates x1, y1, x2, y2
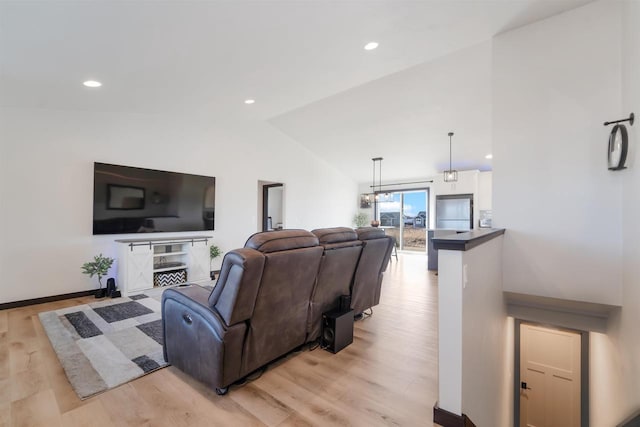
(376, 189, 428, 252)
(515, 321, 589, 427)
(258, 182, 284, 232)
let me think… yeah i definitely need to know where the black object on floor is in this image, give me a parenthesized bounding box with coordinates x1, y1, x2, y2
(339, 294, 351, 312)
(321, 309, 354, 353)
(106, 278, 116, 297)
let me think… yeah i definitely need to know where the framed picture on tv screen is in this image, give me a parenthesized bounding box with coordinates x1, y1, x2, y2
(107, 184, 145, 210)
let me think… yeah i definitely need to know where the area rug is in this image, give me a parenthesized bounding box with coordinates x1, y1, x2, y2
(39, 288, 170, 399)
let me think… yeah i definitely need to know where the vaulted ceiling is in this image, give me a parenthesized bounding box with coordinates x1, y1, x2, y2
(0, 0, 593, 182)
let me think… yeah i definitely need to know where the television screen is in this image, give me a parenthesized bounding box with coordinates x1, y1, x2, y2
(93, 162, 215, 235)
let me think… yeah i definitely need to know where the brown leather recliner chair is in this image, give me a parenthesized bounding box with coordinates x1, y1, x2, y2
(350, 227, 395, 315)
(307, 227, 363, 342)
(162, 229, 323, 394)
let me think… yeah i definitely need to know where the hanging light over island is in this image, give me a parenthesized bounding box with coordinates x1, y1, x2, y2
(370, 157, 383, 227)
(444, 132, 458, 183)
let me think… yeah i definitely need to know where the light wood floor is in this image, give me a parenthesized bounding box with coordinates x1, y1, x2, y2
(0, 253, 439, 427)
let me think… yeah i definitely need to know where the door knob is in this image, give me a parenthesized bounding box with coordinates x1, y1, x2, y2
(521, 381, 532, 390)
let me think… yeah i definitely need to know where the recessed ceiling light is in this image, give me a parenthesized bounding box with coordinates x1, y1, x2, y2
(485, 154, 493, 159)
(364, 42, 379, 51)
(83, 80, 102, 88)
(244, 99, 255, 105)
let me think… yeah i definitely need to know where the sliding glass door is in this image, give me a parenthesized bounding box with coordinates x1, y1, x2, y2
(377, 189, 428, 252)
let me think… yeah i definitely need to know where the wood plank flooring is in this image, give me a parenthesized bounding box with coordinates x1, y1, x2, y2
(1, 253, 439, 426)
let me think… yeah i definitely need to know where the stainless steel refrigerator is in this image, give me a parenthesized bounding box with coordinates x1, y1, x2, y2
(435, 194, 473, 231)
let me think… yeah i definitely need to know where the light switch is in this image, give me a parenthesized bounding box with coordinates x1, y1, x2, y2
(463, 264, 468, 288)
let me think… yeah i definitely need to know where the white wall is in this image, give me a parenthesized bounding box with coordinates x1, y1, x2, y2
(492, 1, 640, 424)
(493, 0, 623, 306)
(0, 107, 357, 303)
(437, 249, 464, 413)
(461, 236, 511, 427)
(589, 1, 640, 425)
(477, 171, 492, 211)
(437, 235, 511, 426)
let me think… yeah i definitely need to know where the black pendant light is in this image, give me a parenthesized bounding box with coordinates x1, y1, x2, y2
(371, 157, 383, 227)
(444, 132, 458, 183)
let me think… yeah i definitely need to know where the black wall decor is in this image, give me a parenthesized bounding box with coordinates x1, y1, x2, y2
(360, 194, 372, 208)
(604, 113, 634, 171)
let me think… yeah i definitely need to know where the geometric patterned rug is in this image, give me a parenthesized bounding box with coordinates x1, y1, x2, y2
(38, 287, 169, 399)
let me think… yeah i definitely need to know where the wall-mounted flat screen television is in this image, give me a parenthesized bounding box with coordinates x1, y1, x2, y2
(93, 162, 215, 235)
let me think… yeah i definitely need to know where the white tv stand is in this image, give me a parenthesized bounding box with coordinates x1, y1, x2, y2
(115, 235, 210, 296)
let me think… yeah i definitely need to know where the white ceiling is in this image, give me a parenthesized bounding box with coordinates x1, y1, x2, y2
(0, 0, 593, 182)
(270, 40, 493, 184)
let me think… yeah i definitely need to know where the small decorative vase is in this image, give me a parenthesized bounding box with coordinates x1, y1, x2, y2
(210, 271, 216, 280)
(370, 220, 380, 227)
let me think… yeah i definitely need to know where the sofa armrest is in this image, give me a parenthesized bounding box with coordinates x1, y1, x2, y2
(163, 285, 225, 341)
(162, 286, 246, 389)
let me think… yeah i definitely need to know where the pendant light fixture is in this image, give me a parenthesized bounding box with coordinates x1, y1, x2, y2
(444, 132, 458, 183)
(371, 157, 383, 227)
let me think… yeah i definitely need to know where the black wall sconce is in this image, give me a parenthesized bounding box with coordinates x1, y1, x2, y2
(604, 112, 633, 171)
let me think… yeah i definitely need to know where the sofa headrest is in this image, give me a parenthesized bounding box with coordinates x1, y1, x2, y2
(311, 227, 358, 245)
(356, 227, 387, 240)
(245, 229, 319, 253)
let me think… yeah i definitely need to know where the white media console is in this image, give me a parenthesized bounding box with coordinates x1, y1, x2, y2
(115, 235, 211, 296)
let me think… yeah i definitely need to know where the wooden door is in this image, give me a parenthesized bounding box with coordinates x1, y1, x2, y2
(520, 324, 581, 427)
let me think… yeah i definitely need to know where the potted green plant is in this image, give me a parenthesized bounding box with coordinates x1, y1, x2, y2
(353, 212, 369, 228)
(209, 244, 223, 280)
(81, 253, 115, 298)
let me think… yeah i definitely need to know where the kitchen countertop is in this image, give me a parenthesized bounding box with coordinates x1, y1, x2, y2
(431, 228, 505, 251)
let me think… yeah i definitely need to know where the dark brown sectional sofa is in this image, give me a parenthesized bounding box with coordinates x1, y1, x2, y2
(161, 227, 394, 394)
